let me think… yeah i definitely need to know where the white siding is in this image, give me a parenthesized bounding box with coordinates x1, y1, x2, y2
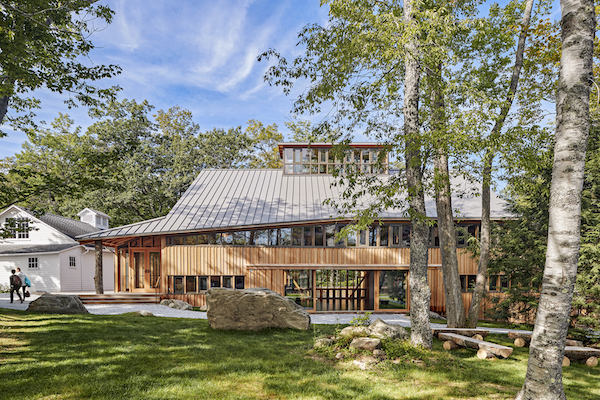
(59, 247, 85, 292)
(0, 254, 61, 292)
(81, 250, 114, 291)
(0, 208, 75, 246)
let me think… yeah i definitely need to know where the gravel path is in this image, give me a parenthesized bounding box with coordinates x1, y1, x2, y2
(0, 293, 530, 334)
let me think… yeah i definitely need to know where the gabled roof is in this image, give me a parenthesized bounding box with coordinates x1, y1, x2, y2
(76, 208, 111, 219)
(78, 169, 509, 241)
(1, 205, 100, 240)
(38, 213, 99, 239)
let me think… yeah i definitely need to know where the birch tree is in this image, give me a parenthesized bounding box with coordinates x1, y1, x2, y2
(515, 0, 595, 397)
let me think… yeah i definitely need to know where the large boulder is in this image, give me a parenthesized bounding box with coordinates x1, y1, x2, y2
(206, 287, 310, 330)
(27, 294, 89, 314)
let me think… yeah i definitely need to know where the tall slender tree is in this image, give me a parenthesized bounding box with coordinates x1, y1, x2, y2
(515, 0, 595, 397)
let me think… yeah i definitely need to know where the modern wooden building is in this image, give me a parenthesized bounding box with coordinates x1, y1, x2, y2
(77, 143, 509, 315)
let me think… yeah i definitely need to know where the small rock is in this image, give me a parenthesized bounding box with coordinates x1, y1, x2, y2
(350, 337, 382, 351)
(199, 305, 207, 311)
(132, 310, 154, 317)
(373, 349, 387, 357)
(335, 352, 345, 360)
(169, 303, 176, 308)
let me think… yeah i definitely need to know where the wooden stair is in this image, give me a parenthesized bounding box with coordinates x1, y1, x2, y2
(77, 293, 161, 304)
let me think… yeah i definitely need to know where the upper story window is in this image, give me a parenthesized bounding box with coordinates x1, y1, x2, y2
(5, 218, 29, 239)
(280, 144, 388, 175)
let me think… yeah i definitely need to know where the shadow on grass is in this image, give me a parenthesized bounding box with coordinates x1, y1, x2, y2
(0, 309, 598, 400)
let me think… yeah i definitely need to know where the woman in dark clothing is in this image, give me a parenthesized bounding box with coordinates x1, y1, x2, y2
(9, 269, 23, 303)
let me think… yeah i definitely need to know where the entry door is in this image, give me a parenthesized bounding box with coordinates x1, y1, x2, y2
(131, 249, 161, 292)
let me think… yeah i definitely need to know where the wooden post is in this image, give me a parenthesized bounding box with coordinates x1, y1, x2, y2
(95, 240, 104, 294)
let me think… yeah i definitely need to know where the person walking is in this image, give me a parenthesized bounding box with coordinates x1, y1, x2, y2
(16, 267, 28, 299)
(9, 269, 23, 303)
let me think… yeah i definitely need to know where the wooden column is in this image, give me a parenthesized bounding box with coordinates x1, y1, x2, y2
(95, 240, 104, 294)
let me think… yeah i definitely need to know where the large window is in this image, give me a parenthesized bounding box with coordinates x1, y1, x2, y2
(171, 275, 245, 294)
(165, 222, 479, 250)
(5, 218, 29, 239)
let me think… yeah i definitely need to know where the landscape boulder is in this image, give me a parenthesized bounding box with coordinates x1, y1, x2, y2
(206, 287, 310, 331)
(340, 326, 371, 337)
(160, 299, 193, 310)
(368, 318, 409, 340)
(349, 337, 382, 351)
(27, 294, 89, 314)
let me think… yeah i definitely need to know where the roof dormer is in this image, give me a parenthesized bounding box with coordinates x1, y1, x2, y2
(77, 208, 111, 230)
(277, 143, 388, 175)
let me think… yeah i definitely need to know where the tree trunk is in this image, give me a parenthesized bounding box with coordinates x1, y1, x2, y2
(404, 0, 432, 349)
(515, 0, 595, 398)
(468, 0, 535, 327)
(0, 95, 9, 127)
(468, 152, 492, 327)
(429, 64, 465, 328)
(94, 240, 104, 294)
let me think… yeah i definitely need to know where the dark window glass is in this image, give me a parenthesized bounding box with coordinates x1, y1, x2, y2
(280, 228, 292, 246)
(254, 230, 268, 245)
(171, 236, 184, 246)
(233, 232, 246, 245)
(380, 225, 389, 246)
(210, 276, 221, 288)
(198, 234, 209, 244)
(335, 224, 346, 246)
(402, 225, 411, 247)
(359, 230, 367, 246)
(467, 275, 476, 292)
(369, 226, 379, 246)
(246, 231, 255, 245)
(500, 275, 510, 289)
(199, 276, 208, 291)
(457, 225, 467, 246)
(489, 275, 499, 291)
(325, 225, 335, 247)
(292, 227, 303, 246)
(430, 226, 439, 247)
(303, 226, 313, 246)
(460, 275, 467, 292)
(222, 233, 234, 245)
(269, 229, 279, 246)
(186, 276, 196, 293)
(468, 224, 478, 238)
(391, 226, 400, 246)
(223, 276, 232, 288)
(174, 276, 184, 294)
(235, 276, 245, 289)
(207, 233, 220, 245)
(185, 235, 197, 245)
(315, 226, 324, 246)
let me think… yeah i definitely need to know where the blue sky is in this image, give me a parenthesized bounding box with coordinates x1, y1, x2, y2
(0, 0, 331, 158)
(1, 0, 560, 160)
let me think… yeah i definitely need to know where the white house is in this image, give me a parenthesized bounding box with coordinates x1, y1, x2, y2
(0, 205, 114, 293)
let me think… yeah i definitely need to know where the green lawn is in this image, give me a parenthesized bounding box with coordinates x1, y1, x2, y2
(1, 310, 598, 400)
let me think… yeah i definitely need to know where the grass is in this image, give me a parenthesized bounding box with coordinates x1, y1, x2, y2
(0, 310, 598, 400)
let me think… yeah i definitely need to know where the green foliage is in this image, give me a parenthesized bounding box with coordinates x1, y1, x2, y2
(489, 119, 600, 329)
(0, 0, 121, 129)
(1, 100, 257, 226)
(245, 119, 283, 169)
(349, 312, 372, 327)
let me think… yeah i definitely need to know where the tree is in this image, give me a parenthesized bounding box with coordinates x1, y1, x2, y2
(2, 100, 255, 226)
(515, 0, 595, 397)
(467, 0, 535, 327)
(245, 119, 283, 169)
(0, 0, 121, 130)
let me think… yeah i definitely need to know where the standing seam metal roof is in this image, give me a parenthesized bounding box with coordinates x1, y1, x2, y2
(77, 169, 510, 240)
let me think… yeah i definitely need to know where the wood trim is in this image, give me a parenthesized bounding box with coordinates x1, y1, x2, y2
(247, 263, 441, 270)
